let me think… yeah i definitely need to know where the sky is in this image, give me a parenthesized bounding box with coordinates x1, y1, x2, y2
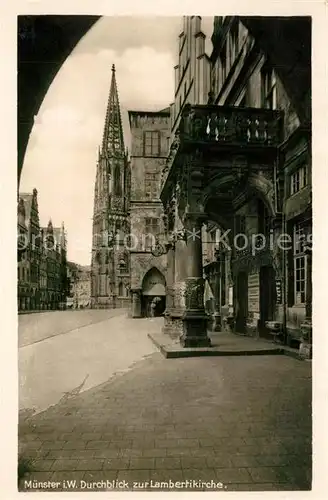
(20, 16, 214, 265)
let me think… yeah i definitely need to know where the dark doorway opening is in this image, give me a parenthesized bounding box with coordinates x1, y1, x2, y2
(235, 271, 248, 334)
(259, 265, 276, 335)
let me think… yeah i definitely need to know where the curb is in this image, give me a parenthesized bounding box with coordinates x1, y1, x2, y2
(148, 333, 285, 359)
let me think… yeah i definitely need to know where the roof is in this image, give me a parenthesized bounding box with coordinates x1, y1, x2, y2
(128, 108, 170, 118)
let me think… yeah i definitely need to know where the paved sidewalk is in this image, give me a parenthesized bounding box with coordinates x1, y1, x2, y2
(19, 353, 311, 492)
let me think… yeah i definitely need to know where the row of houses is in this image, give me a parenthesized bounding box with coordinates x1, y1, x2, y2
(17, 188, 69, 312)
(91, 16, 311, 350)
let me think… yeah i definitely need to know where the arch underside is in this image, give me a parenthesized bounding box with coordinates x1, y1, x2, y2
(141, 267, 166, 297)
(203, 171, 276, 224)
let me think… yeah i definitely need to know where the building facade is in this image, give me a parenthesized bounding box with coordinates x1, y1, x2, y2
(17, 189, 41, 311)
(170, 16, 211, 137)
(42, 221, 68, 310)
(159, 16, 311, 349)
(17, 189, 69, 312)
(91, 65, 131, 309)
(72, 265, 91, 309)
(128, 110, 171, 317)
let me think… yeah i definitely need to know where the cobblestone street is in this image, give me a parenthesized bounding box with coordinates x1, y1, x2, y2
(19, 311, 312, 492)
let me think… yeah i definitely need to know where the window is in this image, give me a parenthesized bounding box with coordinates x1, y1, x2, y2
(144, 217, 160, 250)
(145, 217, 159, 234)
(118, 282, 124, 297)
(144, 131, 160, 156)
(293, 222, 308, 304)
(258, 200, 270, 237)
(119, 256, 128, 272)
(291, 165, 307, 195)
(261, 65, 277, 109)
(144, 172, 158, 199)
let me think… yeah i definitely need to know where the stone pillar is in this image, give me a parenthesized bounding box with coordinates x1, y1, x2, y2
(163, 241, 176, 335)
(131, 290, 142, 318)
(168, 230, 187, 339)
(181, 214, 211, 347)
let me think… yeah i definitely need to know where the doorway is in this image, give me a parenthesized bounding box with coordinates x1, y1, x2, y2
(259, 265, 275, 334)
(235, 271, 248, 333)
(141, 267, 166, 318)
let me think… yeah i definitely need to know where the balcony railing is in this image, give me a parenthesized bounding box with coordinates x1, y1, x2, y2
(180, 104, 282, 147)
(161, 104, 282, 190)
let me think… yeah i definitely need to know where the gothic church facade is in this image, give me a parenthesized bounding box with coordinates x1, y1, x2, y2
(91, 65, 131, 309)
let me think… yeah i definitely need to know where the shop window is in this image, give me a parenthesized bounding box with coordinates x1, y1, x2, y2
(293, 221, 309, 305)
(291, 165, 307, 195)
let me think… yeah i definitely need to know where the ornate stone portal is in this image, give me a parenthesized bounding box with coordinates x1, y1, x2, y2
(160, 103, 282, 347)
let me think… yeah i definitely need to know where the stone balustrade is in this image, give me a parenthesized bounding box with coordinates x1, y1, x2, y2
(161, 104, 282, 192)
(180, 104, 282, 146)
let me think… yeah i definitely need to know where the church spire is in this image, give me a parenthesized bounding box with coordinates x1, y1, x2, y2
(101, 64, 125, 157)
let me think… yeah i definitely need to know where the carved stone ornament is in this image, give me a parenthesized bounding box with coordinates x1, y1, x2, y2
(151, 241, 166, 257)
(174, 281, 186, 309)
(161, 132, 181, 185)
(162, 213, 168, 234)
(174, 229, 187, 242)
(184, 277, 205, 310)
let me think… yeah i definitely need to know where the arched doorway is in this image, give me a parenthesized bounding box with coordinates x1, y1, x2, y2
(203, 170, 277, 337)
(141, 268, 166, 318)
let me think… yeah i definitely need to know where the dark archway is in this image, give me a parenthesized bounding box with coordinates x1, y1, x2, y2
(141, 267, 166, 318)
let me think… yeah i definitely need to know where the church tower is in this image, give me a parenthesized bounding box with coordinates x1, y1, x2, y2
(91, 64, 131, 309)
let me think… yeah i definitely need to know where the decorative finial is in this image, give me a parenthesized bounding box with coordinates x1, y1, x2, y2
(112, 64, 115, 72)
